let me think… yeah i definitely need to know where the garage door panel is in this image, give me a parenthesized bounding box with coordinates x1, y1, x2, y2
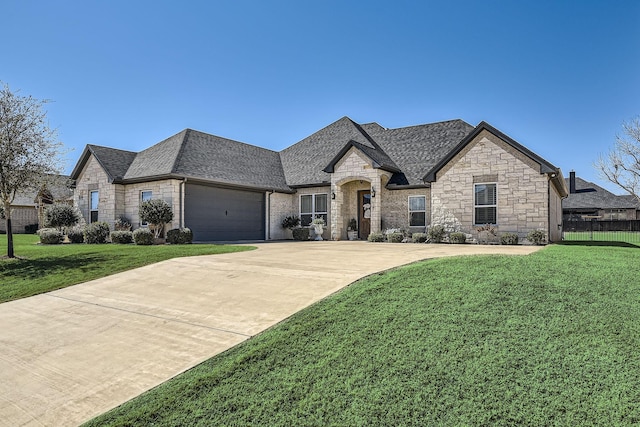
(185, 184, 264, 241)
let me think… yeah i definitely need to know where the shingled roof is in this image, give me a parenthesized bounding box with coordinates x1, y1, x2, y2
(72, 116, 561, 194)
(563, 176, 640, 210)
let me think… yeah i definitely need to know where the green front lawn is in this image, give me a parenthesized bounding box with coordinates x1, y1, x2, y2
(563, 231, 640, 245)
(0, 234, 254, 303)
(85, 243, 640, 426)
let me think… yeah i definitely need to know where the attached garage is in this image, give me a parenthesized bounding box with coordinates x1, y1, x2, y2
(184, 183, 265, 241)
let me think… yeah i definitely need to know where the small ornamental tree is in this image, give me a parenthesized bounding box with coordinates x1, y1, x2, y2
(139, 199, 173, 238)
(45, 203, 80, 230)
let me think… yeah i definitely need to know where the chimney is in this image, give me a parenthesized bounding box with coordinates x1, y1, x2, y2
(570, 170, 576, 194)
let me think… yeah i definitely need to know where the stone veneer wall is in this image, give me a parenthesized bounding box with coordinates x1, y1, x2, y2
(548, 185, 563, 242)
(431, 130, 550, 239)
(123, 180, 181, 230)
(73, 155, 116, 228)
(268, 191, 294, 240)
(379, 187, 431, 232)
(294, 186, 331, 240)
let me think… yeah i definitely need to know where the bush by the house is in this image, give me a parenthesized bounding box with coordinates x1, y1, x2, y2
(427, 225, 446, 243)
(501, 232, 519, 245)
(449, 232, 466, 244)
(387, 232, 404, 243)
(139, 199, 174, 238)
(527, 229, 546, 245)
(367, 232, 385, 242)
(133, 228, 154, 245)
(292, 227, 309, 241)
(167, 228, 193, 244)
(66, 226, 85, 243)
(412, 232, 428, 243)
(44, 203, 80, 229)
(84, 222, 110, 244)
(24, 223, 39, 234)
(114, 216, 132, 231)
(38, 228, 64, 244)
(281, 215, 300, 230)
(110, 230, 134, 244)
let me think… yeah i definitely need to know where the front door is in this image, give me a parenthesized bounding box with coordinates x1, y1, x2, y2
(358, 190, 371, 239)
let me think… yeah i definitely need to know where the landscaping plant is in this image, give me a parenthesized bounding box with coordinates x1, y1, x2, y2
(139, 199, 174, 238)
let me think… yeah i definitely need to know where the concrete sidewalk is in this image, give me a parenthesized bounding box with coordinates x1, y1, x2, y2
(0, 241, 541, 426)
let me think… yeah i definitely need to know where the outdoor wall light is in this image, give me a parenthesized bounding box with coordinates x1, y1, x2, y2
(331, 192, 336, 199)
(371, 186, 376, 197)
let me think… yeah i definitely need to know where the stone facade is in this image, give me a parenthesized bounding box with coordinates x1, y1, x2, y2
(431, 130, 554, 240)
(0, 206, 38, 234)
(294, 186, 331, 240)
(268, 191, 294, 240)
(379, 187, 430, 232)
(73, 154, 180, 231)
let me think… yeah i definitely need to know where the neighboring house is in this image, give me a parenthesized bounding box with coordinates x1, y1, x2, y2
(0, 177, 73, 234)
(70, 117, 568, 242)
(563, 171, 640, 221)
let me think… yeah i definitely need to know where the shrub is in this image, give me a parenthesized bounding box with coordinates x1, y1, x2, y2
(66, 226, 85, 243)
(110, 230, 134, 244)
(167, 228, 193, 244)
(45, 203, 80, 229)
(427, 225, 446, 243)
(24, 223, 39, 234)
(133, 228, 154, 245)
(412, 232, 428, 243)
(527, 229, 546, 245)
(139, 199, 174, 238)
(281, 215, 300, 230)
(501, 232, 519, 245)
(449, 232, 466, 244)
(114, 216, 132, 231)
(387, 232, 404, 243)
(367, 232, 385, 242)
(292, 227, 310, 241)
(84, 222, 110, 244)
(38, 228, 64, 244)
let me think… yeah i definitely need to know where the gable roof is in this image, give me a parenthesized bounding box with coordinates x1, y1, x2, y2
(12, 175, 73, 206)
(563, 176, 640, 210)
(70, 145, 137, 183)
(422, 121, 559, 183)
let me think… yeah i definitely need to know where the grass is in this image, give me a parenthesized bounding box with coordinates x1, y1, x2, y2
(563, 231, 640, 245)
(85, 242, 640, 426)
(0, 234, 254, 303)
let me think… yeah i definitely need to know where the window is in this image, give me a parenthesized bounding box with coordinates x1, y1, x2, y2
(605, 209, 627, 220)
(474, 183, 496, 225)
(90, 190, 99, 223)
(140, 191, 152, 225)
(408, 196, 426, 227)
(300, 194, 328, 226)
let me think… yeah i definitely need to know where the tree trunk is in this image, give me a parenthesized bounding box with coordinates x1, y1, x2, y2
(6, 217, 14, 258)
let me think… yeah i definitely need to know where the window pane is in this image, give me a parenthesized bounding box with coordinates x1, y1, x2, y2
(475, 207, 496, 224)
(90, 191, 99, 210)
(301, 195, 312, 213)
(475, 184, 496, 206)
(141, 191, 152, 201)
(315, 194, 327, 213)
(301, 214, 312, 227)
(409, 196, 425, 211)
(410, 212, 426, 227)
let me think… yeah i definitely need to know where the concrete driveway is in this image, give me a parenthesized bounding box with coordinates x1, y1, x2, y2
(0, 241, 541, 426)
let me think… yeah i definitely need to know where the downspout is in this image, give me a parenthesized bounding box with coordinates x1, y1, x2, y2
(179, 178, 187, 228)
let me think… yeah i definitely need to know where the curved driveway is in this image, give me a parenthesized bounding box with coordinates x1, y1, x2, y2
(0, 241, 541, 426)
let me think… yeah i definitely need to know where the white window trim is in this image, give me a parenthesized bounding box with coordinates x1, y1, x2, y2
(300, 193, 328, 226)
(408, 195, 426, 227)
(140, 190, 153, 226)
(89, 190, 99, 223)
(473, 182, 497, 226)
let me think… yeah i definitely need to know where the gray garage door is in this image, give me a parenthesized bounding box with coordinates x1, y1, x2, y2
(185, 184, 265, 241)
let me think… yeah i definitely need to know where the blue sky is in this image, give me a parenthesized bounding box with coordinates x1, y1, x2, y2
(4, 1, 639, 193)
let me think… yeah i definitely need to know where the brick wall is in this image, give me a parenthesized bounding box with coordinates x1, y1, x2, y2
(268, 192, 294, 240)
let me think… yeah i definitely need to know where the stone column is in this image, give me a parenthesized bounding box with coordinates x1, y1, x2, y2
(370, 181, 381, 234)
(330, 185, 343, 240)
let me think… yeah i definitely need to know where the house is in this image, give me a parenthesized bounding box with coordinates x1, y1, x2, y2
(70, 117, 568, 242)
(563, 171, 640, 221)
(0, 177, 73, 234)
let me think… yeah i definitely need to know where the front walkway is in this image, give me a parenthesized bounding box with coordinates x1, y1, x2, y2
(0, 241, 541, 426)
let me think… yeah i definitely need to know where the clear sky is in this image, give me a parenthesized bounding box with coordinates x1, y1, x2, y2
(3, 1, 639, 194)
